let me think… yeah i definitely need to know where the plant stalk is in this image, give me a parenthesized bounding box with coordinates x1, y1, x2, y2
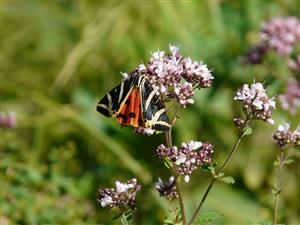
(272, 149, 284, 225)
(165, 104, 186, 224)
(187, 117, 251, 225)
(166, 129, 187, 225)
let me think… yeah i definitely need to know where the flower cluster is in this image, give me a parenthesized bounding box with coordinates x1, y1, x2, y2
(242, 17, 300, 64)
(0, 111, 16, 129)
(278, 79, 300, 114)
(133, 127, 155, 136)
(260, 17, 300, 55)
(155, 176, 178, 200)
(97, 178, 141, 210)
(234, 82, 276, 124)
(156, 141, 214, 182)
(273, 123, 300, 149)
(127, 45, 213, 107)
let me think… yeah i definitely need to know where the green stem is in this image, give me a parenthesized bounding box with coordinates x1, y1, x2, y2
(166, 129, 187, 225)
(121, 213, 129, 225)
(187, 117, 251, 225)
(165, 105, 186, 225)
(272, 150, 284, 225)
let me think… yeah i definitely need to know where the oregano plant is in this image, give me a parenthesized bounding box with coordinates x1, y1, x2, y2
(95, 45, 285, 224)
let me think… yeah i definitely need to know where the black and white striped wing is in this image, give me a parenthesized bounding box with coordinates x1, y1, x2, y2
(140, 79, 171, 131)
(97, 78, 134, 117)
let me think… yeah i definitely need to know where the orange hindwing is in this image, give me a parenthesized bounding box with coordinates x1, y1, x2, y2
(117, 88, 142, 127)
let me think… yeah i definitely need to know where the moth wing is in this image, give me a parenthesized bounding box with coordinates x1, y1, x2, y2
(140, 79, 170, 131)
(97, 78, 134, 117)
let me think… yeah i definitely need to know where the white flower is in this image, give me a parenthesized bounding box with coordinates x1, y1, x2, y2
(115, 181, 133, 193)
(198, 64, 213, 81)
(152, 50, 165, 60)
(184, 175, 190, 183)
(138, 64, 146, 72)
(186, 141, 202, 150)
(120, 72, 129, 80)
(142, 128, 155, 135)
(253, 99, 264, 109)
(278, 122, 290, 133)
(267, 118, 275, 125)
(155, 178, 163, 190)
(160, 85, 167, 93)
(184, 57, 193, 69)
(186, 99, 194, 104)
(175, 153, 187, 165)
(100, 195, 113, 207)
(251, 82, 264, 93)
(169, 44, 179, 56)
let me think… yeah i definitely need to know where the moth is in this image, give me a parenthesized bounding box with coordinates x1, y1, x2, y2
(97, 74, 171, 132)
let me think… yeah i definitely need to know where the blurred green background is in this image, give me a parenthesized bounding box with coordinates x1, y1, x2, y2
(1, 0, 300, 224)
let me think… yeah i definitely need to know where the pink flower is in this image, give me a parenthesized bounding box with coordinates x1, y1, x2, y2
(260, 17, 300, 55)
(279, 79, 300, 114)
(234, 82, 276, 124)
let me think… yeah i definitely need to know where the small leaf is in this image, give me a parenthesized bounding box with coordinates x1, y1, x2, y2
(163, 220, 174, 225)
(164, 159, 172, 169)
(272, 188, 281, 195)
(284, 158, 294, 165)
(220, 176, 235, 184)
(218, 172, 224, 178)
(244, 126, 252, 136)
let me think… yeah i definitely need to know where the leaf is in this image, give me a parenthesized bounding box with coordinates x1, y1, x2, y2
(196, 212, 222, 225)
(244, 126, 252, 136)
(284, 158, 294, 165)
(220, 176, 235, 184)
(164, 159, 172, 169)
(271, 188, 281, 195)
(218, 172, 224, 178)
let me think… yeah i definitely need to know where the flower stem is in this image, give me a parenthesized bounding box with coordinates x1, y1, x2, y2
(272, 149, 284, 225)
(166, 129, 187, 225)
(121, 213, 129, 225)
(187, 117, 251, 225)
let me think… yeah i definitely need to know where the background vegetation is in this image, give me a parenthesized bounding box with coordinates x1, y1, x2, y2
(1, 0, 299, 224)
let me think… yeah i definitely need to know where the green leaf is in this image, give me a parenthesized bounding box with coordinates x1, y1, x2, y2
(284, 158, 294, 165)
(220, 176, 235, 184)
(164, 159, 172, 169)
(196, 212, 222, 225)
(272, 188, 281, 195)
(218, 172, 224, 178)
(244, 126, 252, 136)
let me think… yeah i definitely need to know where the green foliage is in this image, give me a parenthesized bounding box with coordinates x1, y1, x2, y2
(1, 0, 300, 224)
(244, 126, 253, 136)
